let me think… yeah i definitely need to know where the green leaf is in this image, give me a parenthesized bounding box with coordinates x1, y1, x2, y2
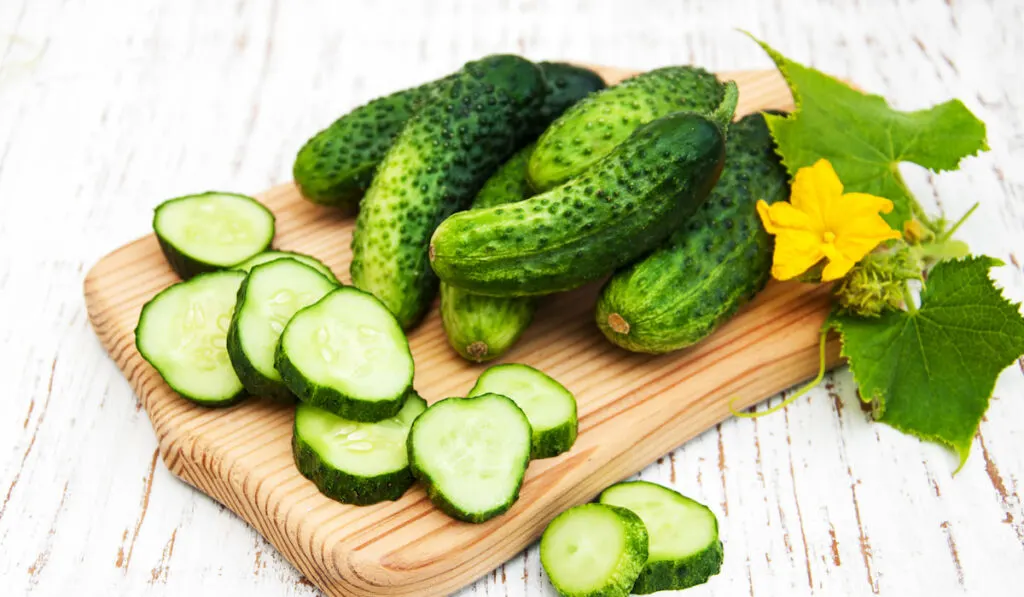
(828, 257, 1024, 470)
(749, 34, 989, 228)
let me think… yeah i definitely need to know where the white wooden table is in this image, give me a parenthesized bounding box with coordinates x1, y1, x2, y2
(2, 1, 1022, 595)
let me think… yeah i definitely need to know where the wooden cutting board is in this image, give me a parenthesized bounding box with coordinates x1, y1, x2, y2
(84, 66, 842, 597)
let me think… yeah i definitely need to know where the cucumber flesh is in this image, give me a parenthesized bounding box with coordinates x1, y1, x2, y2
(154, 192, 275, 279)
(135, 271, 248, 407)
(275, 286, 414, 422)
(293, 391, 427, 505)
(408, 393, 532, 523)
(232, 250, 340, 284)
(469, 364, 577, 459)
(226, 259, 337, 400)
(540, 503, 649, 597)
(598, 481, 723, 593)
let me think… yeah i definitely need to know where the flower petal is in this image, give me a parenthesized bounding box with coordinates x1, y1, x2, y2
(790, 159, 842, 229)
(821, 253, 858, 281)
(759, 201, 815, 232)
(771, 228, 826, 280)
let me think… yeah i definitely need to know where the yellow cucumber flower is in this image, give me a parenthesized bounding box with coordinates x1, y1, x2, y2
(757, 159, 901, 282)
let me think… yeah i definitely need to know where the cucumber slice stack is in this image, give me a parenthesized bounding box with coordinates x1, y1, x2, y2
(469, 363, 577, 459)
(408, 393, 532, 523)
(135, 271, 248, 407)
(232, 250, 340, 284)
(294, 391, 427, 505)
(154, 192, 275, 279)
(226, 259, 338, 400)
(276, 287, 414, 422)
(540, 503, 650, 597)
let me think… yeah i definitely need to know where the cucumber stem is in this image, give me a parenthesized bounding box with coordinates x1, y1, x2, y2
(729, 326, 829, 418)
(709, 81, 739, 131)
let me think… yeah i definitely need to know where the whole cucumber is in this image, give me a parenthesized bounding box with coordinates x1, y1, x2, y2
(350, 55, 547, 328)
(528, 66, 726, 192)
(429, 83, 737, 297)
(596, 112, 790, 353)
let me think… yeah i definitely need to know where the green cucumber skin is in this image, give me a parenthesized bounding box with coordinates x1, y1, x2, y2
(528, 66, 724, 192)
(597, 112, 790, 354)
(292, 392, 426, 506)
(293, 80, 445, 211)
(407, 394, 532, 523)
(350, 55, 547, 329)
(527, 418, 576, 461)
(430, 112, 728, 297)
(231, 251, 340, 284)
(631, 540, 724, 594)
(440, 145, 537, 362)
(154, 192, 275, 280)
(529, 62, 606, 140)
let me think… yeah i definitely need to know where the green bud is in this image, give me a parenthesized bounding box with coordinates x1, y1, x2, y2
(835, 246, 923, 317)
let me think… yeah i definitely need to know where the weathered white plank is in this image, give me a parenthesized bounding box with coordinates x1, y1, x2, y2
(1, 0, 1021, 595)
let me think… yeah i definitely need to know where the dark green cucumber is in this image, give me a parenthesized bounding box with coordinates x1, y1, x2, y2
(529, 66, 726, 191)
(226, 259, 337, 400)
(135, 271, 248, 407)
(293, 78, 446, 211)
(275, 286, 414, 422)
(540, 503, 650, 597)
(350, 54, 547, 328)
(599, 481, 724, 593)
(597, 112, 789, 353)
(468, 363, 577, 459)
(407, 393, 532, 523)
(293, 391, 427, 505)
(529, 62, 606, 138)
(430, 86, 736, 297)
(154, 192, 275, 279)
(232, 250, 340, 284)
(440, 145, 537, 361)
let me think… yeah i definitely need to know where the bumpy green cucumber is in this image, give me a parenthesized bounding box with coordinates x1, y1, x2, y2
(293, 79, 446, 211)
(430, 86, 736, 297)
(599, 481, 723, 593)
(407, 393, 532, 523)
(293, 391, 427, 505)
(350, 54, 547, 328)
(540, 503, 650, 597)
(597, 112, 789, 353)
(529, 66, 726, 191)
(529, 62, 606, 138)
(232, 250, 340, 284)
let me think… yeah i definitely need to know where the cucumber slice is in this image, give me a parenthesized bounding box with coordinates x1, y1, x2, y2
(407, 393, 532, 523)
(599, 481, 723, 593)
(275, 286, 414, 422)
(232, 250, 340, 284)
(293, 390, 427, 505)
(540, 503, 649, 597)
(135, 271, 248, 407)
(468, 364, 577, 460)
(154, 192, 275, 279)
(226, 259, 338, 400)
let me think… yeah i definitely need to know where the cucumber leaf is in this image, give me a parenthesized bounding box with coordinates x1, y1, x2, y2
(828, 257, 1024, 470)
(750, 35, 988, 228)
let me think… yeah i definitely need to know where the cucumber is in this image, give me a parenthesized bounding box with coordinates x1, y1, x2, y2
(349, 54, 547, 328)
(596, 112, 789, 353)
(430, 87, 737, 297)
(135, 271, 247, 407)
(407, 393, 532, 523)
(599, 481, 723, 593)
(529, 66, 726, 191)
(232, 250, 340, 284)
(275, 286, 414, 422)
(439, 145, 538, 361)
(468, 364, 577, 459)
(529, 62, 607, 139)
(540, 503, 649, 597)
(292, 78, 447, 211)
(226, 259, 338, 400)
(153, 192, 275, 279)
(293, 391, 427, 505)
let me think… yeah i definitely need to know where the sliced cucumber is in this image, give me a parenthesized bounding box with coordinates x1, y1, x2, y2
(599, 481, 723, 593)
(232, 250, 340, 284)
(135, 271, 247, 407)
(407, 393, 532, 523)
(293, 390, 427, 505)
(276, 286, 414, 422)
(154, 192, 275, 279)
(468, 364, 577, 460)
(540, 503, 649, 597)
(226, 259, 338, 400)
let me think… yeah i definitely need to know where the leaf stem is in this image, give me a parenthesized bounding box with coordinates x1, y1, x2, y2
(902, 280, 919, 314)
(938, 202, 979, 242)
(729, 327, 829, 418)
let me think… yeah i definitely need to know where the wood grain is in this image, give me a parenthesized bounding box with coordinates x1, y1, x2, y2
(83, 67, 841, 596)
